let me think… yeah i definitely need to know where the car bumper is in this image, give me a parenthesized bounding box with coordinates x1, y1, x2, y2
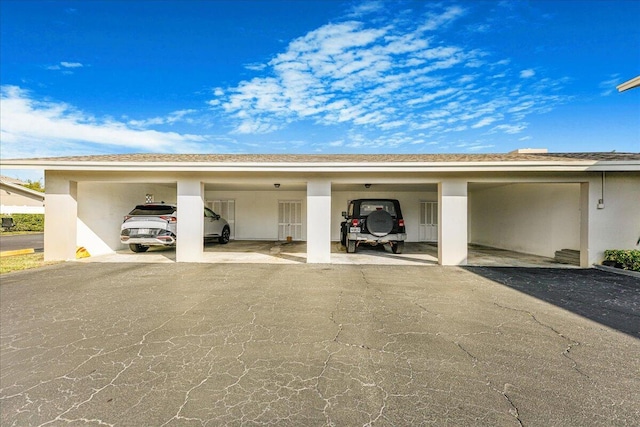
(121, 236, 176, 246)
(346, 232, 406, 243)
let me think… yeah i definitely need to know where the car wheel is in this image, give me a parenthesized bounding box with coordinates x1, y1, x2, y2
(346, 239, 356, 253)
(340, 228, 346, 246)
(218, 226, 230, 244)
(366, 210, 394, 236)
(129, 244, 149, 253)
(391, 241, 404, 254)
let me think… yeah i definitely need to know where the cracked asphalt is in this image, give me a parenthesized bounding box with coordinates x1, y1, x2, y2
(1, 263, 639, 426)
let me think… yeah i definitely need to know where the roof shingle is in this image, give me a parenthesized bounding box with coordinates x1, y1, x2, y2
(8, 152, 640, 163)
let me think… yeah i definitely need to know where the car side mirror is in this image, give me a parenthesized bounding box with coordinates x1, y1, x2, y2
(342, 211, 347, 218)
(214, 214, 220, 220)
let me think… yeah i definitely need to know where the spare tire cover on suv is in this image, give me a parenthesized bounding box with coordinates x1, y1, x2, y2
(366, 210, 394, 236)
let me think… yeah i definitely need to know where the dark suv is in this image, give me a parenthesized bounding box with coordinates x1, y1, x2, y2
(340, 199, 407, 254)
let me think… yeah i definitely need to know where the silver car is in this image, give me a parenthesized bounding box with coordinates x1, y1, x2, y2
(120, 203, 230, 252)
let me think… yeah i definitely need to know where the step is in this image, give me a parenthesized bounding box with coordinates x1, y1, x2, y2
(554, 249, 580, 266)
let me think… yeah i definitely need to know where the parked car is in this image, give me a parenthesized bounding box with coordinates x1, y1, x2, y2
(120, 203, 230, 253)
(340, 199, 407, 254)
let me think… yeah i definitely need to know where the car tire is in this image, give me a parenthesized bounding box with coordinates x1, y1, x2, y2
(218, 226, 230, 244)
(347, 239, 356, 253)
(129, 244, 149, 253)
(366, 210, 394, 236)
(340, 228, 346, 246)
(391, 241, 404, 254)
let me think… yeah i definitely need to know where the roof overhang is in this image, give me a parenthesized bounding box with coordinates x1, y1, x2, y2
(0, 179, 45, 200)
(1, 158, 639, 173)
(617, 75, 640, 92)
(2, 152, 640, 175)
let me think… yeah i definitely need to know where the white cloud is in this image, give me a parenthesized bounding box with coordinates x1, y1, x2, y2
(245, 62, 267, 71)
(472, 116, 499, 128)
(0, 86, 206, 156)
(46, 62, 84, 71)
(599, 74, 621, 96)
(127, 109, 197, 128)
(347, 1, 384, 17)
(492, 123, 527, 134)
(204, 3, 568, 149)
(520, 69, 536, 78)
(419, 5, 466, 31)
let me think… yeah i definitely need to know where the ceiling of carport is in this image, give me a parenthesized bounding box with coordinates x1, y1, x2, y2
(203, 182, 438, 192)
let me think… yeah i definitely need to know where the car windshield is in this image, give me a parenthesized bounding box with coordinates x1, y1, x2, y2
(129, 205, 176, 215)
(360, 201, 396, 216)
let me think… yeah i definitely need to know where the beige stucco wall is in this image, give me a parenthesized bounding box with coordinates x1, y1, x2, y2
(53, 170, 638, 265)
(0, 188, 45, 214)
(205, 190, 308, 241)
(585, 172, 640, 262)
(203, 189, 439, 243)
(77, 182, 177, 256)
(469, 183, 581, 258)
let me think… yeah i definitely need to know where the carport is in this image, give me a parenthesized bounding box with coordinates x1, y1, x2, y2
(1, 152, 638, 267)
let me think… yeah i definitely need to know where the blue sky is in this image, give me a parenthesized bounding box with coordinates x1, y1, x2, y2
(1, 0, 639, 180)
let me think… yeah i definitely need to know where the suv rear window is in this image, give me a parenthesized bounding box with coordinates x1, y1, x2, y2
(359, 200, 397, 216)
(129, 205, 176, 215)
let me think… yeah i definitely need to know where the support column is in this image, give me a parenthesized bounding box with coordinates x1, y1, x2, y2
(438, 180, 468, 266)
(306, 179, 331, 263)
(579, 182, 591, 268)
(176, 179, 204, 262)
(44, 173, 78, 261)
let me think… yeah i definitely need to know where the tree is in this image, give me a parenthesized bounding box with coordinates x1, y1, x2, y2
(24, 179, 45, 192)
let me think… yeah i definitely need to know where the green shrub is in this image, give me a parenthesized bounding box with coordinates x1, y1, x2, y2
(0, 214, 44, 232)
(604, 249, 640, 272)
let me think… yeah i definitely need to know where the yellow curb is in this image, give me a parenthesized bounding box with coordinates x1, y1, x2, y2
(0, 248, 36, 257)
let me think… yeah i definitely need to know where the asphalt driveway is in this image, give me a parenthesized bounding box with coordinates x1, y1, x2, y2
(1, 263, 638, 426)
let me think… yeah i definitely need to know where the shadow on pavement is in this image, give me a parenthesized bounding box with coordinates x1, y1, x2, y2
(464, 267, 640, 339)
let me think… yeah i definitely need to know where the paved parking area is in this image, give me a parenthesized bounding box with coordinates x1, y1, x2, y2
(1, 262, 638, 426)
(85, 241, 575, 267)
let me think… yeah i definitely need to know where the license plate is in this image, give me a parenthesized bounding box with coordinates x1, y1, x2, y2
(349, 227, 361, 233)
(137, 228, 150, 235)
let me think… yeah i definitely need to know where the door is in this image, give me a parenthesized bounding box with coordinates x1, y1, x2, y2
(419, 202, 438, 242)
(278, 200, 302, 241)
(207, 200, 235, 239)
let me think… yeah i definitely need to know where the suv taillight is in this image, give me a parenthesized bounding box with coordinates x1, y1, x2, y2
(123, 215, 131, 222)
(352, 219, 359, 227)
(398, 219, 405, 227)
(160, 216, 177, 223)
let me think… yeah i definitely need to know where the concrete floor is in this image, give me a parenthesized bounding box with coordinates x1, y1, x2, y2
(1, 262, 638, 426)
(84, 241, 578, 268)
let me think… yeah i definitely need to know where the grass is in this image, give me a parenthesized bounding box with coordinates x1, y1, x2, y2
(0, 253, 60, 274)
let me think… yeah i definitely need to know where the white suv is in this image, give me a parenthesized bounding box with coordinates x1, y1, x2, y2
(120, 203, 230, 252)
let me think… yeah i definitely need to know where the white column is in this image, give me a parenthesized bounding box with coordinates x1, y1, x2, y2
(580, 182, 591, 268)
(44, 174, 77, 261)
(306, 179, 331, 263)
(176, 179, 204, 262)
(438, 180, 468, 266)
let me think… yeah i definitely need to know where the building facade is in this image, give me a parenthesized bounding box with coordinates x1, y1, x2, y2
(1, 152, 638, 266)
